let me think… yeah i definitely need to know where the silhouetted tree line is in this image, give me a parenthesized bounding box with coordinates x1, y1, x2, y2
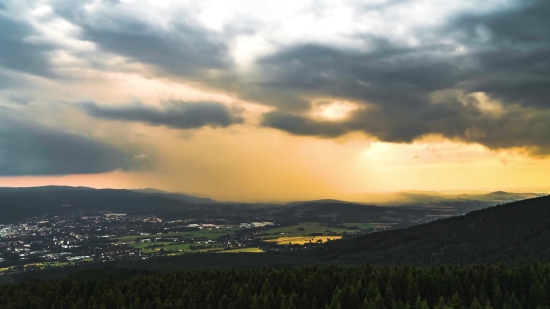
(3, 264, 550, 309)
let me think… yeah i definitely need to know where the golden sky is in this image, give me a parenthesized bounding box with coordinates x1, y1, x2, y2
(1, 0, 549, 202)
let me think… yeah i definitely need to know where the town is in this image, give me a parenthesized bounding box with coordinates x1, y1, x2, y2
(1, 209, 378, 275)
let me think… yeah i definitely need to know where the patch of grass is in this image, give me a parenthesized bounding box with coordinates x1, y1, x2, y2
(128, 241, 174, 249)
(264, 236, 342, 245)
(111, 228, 242, 242)
(142, 243, 219, 254)
(338, 223, 375, 229)
(44, 261, 72, 268)
(219, 248, 264, 253)
(257, 222, 350, 239)
(110, 235, 154, 242)
(163, 228, 239, 239)
(23, 263, 44, 268)
(371, 223, 399, 228)
(198, 248, 224, 253)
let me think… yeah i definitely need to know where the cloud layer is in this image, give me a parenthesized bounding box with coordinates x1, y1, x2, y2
(0, 109, 148, 176)
(1, 0, 550, 179)
(80, 101, 243, 129)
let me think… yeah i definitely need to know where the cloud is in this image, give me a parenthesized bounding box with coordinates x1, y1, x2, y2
(80, 101, 244, 129)
(53, 1, 231, 77)
(7, 94, 32, 105)
(4, 0, 550, 155)
(256, 0, 550, 154)
(446, 0, 550, 108)
(0, 109, 148, 176)
(0, 12, 54, 77)
(262, 112, 347, 137)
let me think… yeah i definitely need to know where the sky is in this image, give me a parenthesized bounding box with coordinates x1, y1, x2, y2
(0, 0, 549, 202)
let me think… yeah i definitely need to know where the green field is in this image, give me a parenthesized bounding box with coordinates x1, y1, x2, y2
(257, 222, 351, 239)
(219, 248, 264, 253)
(111, 228, 242, 242)
(128, 241, 174, 249)
(43, 261, 72, 268)
(338, 223, 375, 229)
(142, 243, 219, 254)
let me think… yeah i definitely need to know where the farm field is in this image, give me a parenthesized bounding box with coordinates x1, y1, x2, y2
(111, 228, 242, 242)
(370, 223, 400, 229)
(338, 223, 375, 229)
(43, 261, 73, 268)
(264, 236, 342, 245)
(256, 222, 351, 240)
(128, 241, 174, 249)
(142, 243, 219, 254)
(219, 248, 264, 253)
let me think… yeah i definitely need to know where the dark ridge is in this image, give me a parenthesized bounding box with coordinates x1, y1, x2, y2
(320, 195, 550, 265)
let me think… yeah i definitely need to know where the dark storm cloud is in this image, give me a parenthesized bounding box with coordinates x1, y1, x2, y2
(48, 0, 550, 153)
(447, 0, 550, 108)
(81, 22, 230, 76)
(52, 1, 230, 76)
(0, 111, 148, 176)
(262, 112, 347, 137)
(0, 13, 54, 77)
(258, 0, 550, 154)
(80, 101, 243, 129)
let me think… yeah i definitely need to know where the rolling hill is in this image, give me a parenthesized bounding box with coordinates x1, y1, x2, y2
(320, 195, 550, 265)
(0, 186, 217, 223)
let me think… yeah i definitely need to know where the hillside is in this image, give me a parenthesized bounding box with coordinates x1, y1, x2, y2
(0, 187, 220, 223)
(320, 195, 550, 265)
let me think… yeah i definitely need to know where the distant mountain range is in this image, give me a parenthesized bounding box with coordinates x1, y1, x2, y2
(130, 188, 218, 204)
(0, 186, 543, 225)
(348, 190, 543, 206)
(0, 186, 219, 223)
(0, 186, 218, 204)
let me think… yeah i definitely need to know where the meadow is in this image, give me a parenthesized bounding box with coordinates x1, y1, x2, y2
(141, 243, 218, 254)
(219, 248, 264, 253)
(256, 222, 350, 240)
(111, 227, 242, 242)
(264, 236, 342, 245)
(338, 222, 375, 229)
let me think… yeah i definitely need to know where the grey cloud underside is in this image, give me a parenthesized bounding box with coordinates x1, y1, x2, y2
(55, 1, 230, 76)
(0, 13, 54, 77)
(260, 0, 550, 153)
(80, 101, 243, 129)
(7, 94, 31, 105)
(0, 110, 149, 176)
(448, 0, 550, 108)
(52, 0, 550, 153)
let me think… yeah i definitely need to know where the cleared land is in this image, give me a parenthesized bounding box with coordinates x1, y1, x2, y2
(338, 223, 375, 229)
(265, 236, 342, 245)
(111, 228, 242, 242)
(219, 248, 264, 253)
(142, 243, 218, 254)
(257, 222, 350, 240)
(127, 241, 174, 249)
(42, 261, 73, 268)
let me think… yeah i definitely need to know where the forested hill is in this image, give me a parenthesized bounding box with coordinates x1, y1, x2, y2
(320, 195, 550, 265)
